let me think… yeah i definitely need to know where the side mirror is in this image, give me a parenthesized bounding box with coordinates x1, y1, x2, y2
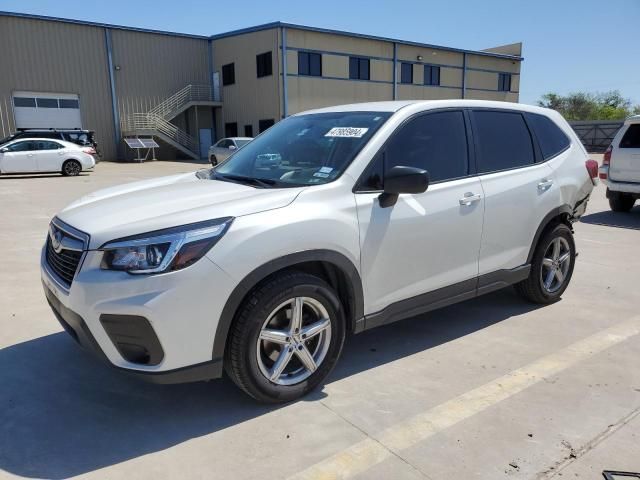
(228, 145, 237, 151)
(379, 166, 429, 208)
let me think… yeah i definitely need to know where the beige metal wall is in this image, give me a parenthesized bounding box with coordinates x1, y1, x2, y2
(212, 28, 281, 136)
(0, 16, 117, 158)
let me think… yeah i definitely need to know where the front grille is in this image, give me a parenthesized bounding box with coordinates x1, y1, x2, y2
(45, 221, 87, 288)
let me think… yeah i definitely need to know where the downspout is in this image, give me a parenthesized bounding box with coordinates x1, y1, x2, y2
(392, 42, 398, 100)
(461, 53, 467, 99)
(104, 28, 121, 158)
(281, 26, 288, 118)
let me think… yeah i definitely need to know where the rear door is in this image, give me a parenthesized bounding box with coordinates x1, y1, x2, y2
(610, 123, 640, 182)
(34, 140, 66, 171)
(471, 109, 561, 275)
(0, 141, 38, 172)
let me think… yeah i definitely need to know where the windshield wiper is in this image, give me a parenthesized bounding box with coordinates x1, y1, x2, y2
(214, 173, 278, 188)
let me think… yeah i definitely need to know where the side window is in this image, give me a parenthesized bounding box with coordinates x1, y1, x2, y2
(222, 63, 235, 86)
(298, 52, 322, 77)
(498, 73, 512, 92)
(217, 139, 232, 148)
(256, 51, 272, 78)
(7, 141, 35, 152)
(224, 122, 238, 138)
(473, 110, 535, 173)
(620, 124, 640, 148)
(526, 113, 570, 159)
(36, 141, 62, 150)
(359, 110, 469, 189)
(424, 65, 440, 86)
(244, 124, 254, 137)
(400, 62, 413, 84)
(349, 57, 370, 80)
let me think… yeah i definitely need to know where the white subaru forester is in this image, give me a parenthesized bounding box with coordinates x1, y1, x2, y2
(41, 100, 596, 402)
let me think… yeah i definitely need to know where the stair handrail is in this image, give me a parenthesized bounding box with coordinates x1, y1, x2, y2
(148, 84, 215, 120)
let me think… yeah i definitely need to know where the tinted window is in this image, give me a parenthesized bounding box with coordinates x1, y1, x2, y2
(526, 113, 570, 159)
(35, 141, 62, 150)
(59, 99, 79, 109)
(217, 139, 232, 148)
(620, 124, 640, 148)
(298, 52, 321, 76)
(424, 65, 440, 86)
(498, 73, 511, 92)
(259, 119, 275, 133)
(256, 51, 272, 78)
(401, 63, 413, 84)
(13, 97, 36, 107)
(473, 111, 534, 173)
(349, 57, 370, 80)
(244, 124, 254, 137)
(361, 110, 468, 189)
(222, 63, 235, 86)
(7, 141, 35, 152)
(224, 123, 238, 138)
(36, 98, 58, 108)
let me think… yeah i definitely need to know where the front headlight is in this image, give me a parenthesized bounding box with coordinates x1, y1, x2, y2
(100, 217, 233, 274)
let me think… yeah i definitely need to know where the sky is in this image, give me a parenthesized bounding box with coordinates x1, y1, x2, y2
(1, 0, 639, 106)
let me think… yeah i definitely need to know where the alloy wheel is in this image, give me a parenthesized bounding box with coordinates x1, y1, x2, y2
(540, 237, 571, 293)
(256, 297, 332, 386)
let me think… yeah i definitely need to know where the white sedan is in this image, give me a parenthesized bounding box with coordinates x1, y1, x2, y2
(0, 138, 95, 176)
(208, 137, 252, 166)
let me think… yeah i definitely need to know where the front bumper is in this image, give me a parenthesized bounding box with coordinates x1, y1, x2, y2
(41, 244, 235, 382)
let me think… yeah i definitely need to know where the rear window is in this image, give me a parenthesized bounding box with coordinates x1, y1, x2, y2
(526, 113, 570, 159)
(473, 110, 535, 173)
(620, 124, 640, 148)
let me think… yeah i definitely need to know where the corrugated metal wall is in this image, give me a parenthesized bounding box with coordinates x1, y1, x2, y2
(0, 16, 116, 157)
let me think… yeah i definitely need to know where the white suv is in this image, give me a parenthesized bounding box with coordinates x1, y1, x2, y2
(599, 115, 640, 212)
(41, 100, 596, 402)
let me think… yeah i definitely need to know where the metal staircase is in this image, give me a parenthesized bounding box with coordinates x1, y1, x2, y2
(121, 84, 221, 160)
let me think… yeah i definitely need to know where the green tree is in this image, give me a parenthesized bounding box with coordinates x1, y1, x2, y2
(538, 90, 639, 120)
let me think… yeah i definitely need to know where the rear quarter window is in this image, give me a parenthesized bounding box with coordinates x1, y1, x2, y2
(620, 124, 640, 148)
(526, 113, 570, 159)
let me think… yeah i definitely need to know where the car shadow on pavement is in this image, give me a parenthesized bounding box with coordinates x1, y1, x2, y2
(0, 173, 90, 180)
(580, 206, 640, 230)
(0, 289, 539, 479)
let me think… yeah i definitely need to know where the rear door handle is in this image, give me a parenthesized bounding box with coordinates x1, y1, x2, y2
(538, 179, 554, 191)
(459, 192, 482, 206)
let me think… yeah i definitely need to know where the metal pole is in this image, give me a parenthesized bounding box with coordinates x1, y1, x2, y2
(392, 42, 398, 100)
(195, 104, 200, 159)
(104, 28, 121, 159)
(281, 26, 288, 118)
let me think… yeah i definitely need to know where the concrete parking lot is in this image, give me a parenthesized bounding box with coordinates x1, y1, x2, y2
(1, 158, 639, 480)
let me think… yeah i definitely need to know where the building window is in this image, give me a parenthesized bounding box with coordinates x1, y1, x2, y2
(222, 63, 235, 86)
(424, 65, 440, 86)
(349, 57, 370, 80)
(400, 62, 413, 84)
(259, 119, 275, 133)
(225, 122, 238, 138)
(298, 51, 322, 76)
(13, 97, 36, 107)
(244, 124, 254, 137)
(256, 51, 272, 78)
(36, 98, 59, 108)
(498, 73, 511, 92)
(59, 99, 80, 109)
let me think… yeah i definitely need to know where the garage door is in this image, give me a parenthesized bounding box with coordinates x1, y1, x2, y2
(13, 92, 82, 129)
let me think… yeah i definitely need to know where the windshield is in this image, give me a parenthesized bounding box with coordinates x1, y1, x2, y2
(211, 111, 391, 187)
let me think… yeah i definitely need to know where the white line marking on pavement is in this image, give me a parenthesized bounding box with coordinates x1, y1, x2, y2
(288, 317, 640, 480)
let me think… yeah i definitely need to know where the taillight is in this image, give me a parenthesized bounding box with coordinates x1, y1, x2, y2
(82, 147, 96, 155)
(585, 159, 598, 184)
(603, 145, 612, 166)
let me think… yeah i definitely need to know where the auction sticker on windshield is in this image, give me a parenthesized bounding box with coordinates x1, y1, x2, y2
(325, 127, 369, 138)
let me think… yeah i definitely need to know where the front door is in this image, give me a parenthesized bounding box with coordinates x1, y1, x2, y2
(0, 140, 38, 172)
(355, 110, 484, 316)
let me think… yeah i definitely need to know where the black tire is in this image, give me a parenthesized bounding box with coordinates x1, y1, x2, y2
(62, 159, 81, 177)
(608, 190, 635, 212)
(515, 223, 576, 304)
(225, 271, 346, 403)
(210, 155, 217, 166)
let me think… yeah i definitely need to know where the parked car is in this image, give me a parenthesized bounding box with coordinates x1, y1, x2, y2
(41, 100, 596, 403)
(599, 115, 640, 212)
(0, 129, 100, 158)
(208, 137, 252, 165)
(0, 138, 95, 176)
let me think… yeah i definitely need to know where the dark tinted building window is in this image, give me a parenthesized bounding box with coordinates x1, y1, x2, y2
(473, 110, 535, 173)
(13, 97, 36, 107)
(526, 113, 570, 159)
(36, 98, 58, 108)
(256, 51, 272, 78)
(244, 124, 254, 137)
(349, 57, 370, 80)
(298, 52, 322, 76)
(620, 124, 640, 148)
(361, 111, 468, 189)
(222, 63, 235, 86)
(225, 122, 238, 138)
(400, 62, 413, 84)
(498, 73, 511, 92)
(424, 65, 440, 86)
(59, 99, 80, 109)
(259, 119, 275, 133)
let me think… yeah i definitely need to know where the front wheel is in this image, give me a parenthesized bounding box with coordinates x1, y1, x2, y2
(225, 271, 346, 403)
(515, 223, 575, 304)
(62, 159, 81, 176)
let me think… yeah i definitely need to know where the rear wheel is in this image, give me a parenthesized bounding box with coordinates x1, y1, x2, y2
(608, 190, 635, 212)
(62, 159, 81, 177)
(225, 271, 346, 403)
(515, 223, 575, 304)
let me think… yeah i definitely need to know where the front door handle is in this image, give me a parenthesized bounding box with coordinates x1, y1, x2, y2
(459, 192, 482, 206)
(538, 179, 554, 191)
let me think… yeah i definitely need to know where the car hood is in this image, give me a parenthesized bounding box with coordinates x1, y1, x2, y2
(57, 171, 304, 249)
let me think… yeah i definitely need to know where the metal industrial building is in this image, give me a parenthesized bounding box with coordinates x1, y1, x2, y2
(0, 11, 523, 160)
